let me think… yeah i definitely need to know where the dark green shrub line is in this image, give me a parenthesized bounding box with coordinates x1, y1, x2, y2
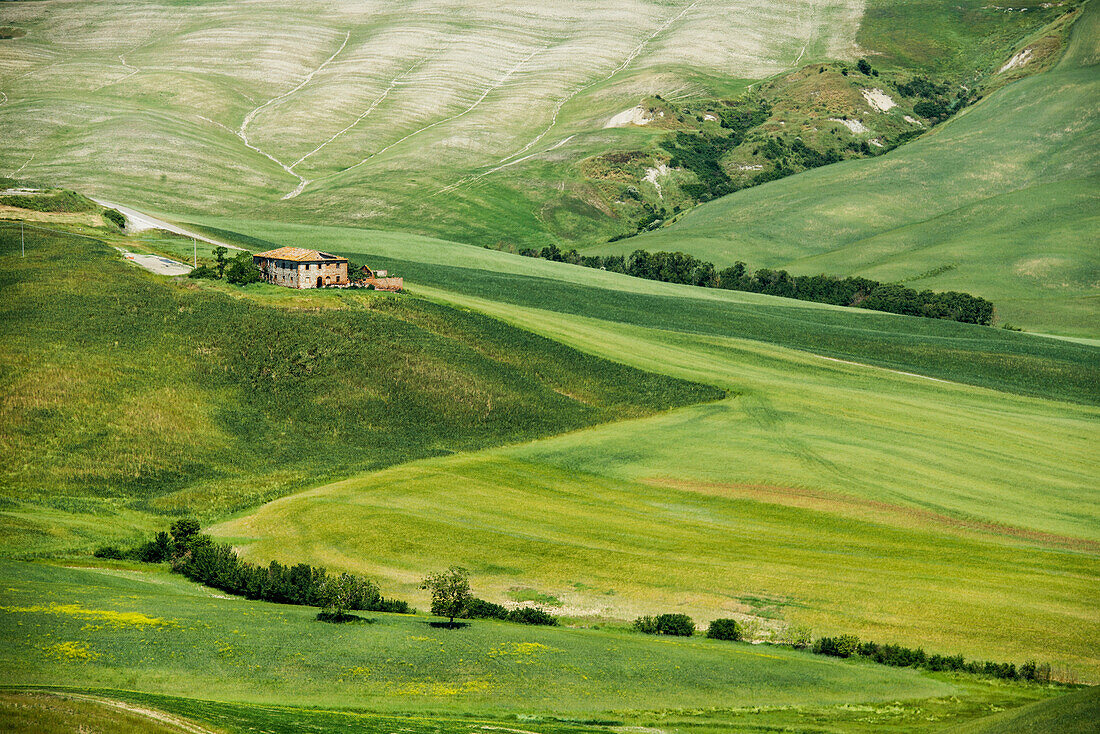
(633, 613, 695, 637)
(96, 520, 410, 615)
(812, 635, 1054, 682)
(520, 247, 995, 325)
(465, 597, 558, 626)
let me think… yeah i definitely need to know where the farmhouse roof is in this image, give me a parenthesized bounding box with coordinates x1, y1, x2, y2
(253, 246, 346, 263)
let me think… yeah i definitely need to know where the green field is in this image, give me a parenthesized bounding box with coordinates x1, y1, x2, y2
(2, 560, 1089, 733)
(0, 223, 717, 553)
(0, 0, 1073, 249)
(0, 561, 950, 713)
(2, 0, 1098, 730)
(600, 2, 1100, 337)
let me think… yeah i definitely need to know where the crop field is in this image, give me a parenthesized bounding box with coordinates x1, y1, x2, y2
(0, 561, 951, 713)
(2, 0, 1098, 730)
(0, 223, 717, 554)
(0, 0, 1071, 249)
(2, 560, 1089, 733)
(603, 2, 1100, 337)
(216, 284, 1100, 677)
(0, 0, 868, 243)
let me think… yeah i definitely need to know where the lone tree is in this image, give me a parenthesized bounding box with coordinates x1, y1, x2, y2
(420, 566, 472, 625)
(212, 245, 228, 278)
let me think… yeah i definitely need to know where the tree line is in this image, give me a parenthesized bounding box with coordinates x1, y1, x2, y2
(97, 528, 558, 627)
(96, 520, 409, 616)
(521, 246, 994, 325)
(813, 634, 1053, 683)
(631, 610, 1054, 682)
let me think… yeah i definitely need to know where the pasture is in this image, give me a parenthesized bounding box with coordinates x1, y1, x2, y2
(0, 0, 1068, 250)
(0, 223, 716, 555)
(605, 2, 1100, 337)
(0, 561, 954, 716)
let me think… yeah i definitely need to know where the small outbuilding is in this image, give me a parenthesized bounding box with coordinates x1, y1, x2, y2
(253, 247, 348, 289)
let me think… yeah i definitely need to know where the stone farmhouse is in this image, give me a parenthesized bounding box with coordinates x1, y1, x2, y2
(253, 247, 348, 288)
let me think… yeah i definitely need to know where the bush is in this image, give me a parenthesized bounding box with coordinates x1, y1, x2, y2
(465, 597, 509, 620)
(657, 613, 695, 636)
(814, 634, 860, 658)
(102, 208, 126, 229)
(706, 618, 743, 641)
(225, 252, 261, 285)
(857, 58, 873, 75)
(633, 615, 660, 634)
(93, 545, 125, 560)
(187, 264, 218, 280)
(507, 606, 558, 626)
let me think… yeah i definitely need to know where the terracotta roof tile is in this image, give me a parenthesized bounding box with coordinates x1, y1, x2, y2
(253, 246, 346, 263)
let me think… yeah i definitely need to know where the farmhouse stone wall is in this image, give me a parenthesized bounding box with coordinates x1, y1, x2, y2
(255, 257, 348, 289)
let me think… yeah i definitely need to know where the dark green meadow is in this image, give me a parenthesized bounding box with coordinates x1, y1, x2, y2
(0, 223, 718, 553)
(340, 254, 1100, 407)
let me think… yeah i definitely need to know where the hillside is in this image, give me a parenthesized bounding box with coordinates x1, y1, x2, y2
(601, 3, 1100, 337)
(0, 0, 1074, 248)
(0, 222, 718, 555)
(186, 215, 1100, 677)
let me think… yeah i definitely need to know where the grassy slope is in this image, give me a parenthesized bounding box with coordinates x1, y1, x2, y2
(940, 685, 1100, 734)
(181, 218, 1100, 676)
(0, 561, 953, 716)
(601, 3, 1100, 337)
(191, 216, 1100, 406)
(0, 222, 717, 554)
(0, 690, 182, 734)
(0, 0, 863, 247)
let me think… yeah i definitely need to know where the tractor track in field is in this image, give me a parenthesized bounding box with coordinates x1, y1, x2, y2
(20, 690, 217, 734)
(437, 0, 701, 196)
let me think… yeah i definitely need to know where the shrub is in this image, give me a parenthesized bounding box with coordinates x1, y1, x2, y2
(225, 252, 261, 285)
(857, 58, 873, 75)
(93, 545, 125, 560)
(102, 208, 126, 229)
(656, 613, 695, 637)
(706, 618, 743, 641)
(187, 264, 218, 279)
(465, 597, 509, 620)
(814, 634, 860, 658)
(507, 606, 558, 626)
(633, 615, 660, 634)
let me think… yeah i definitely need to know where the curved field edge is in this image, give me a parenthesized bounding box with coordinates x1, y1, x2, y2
(176, 215, 1100, 406)
(215, 284, 1099, 676)
(601, 2, 1100, 337)
(1, 683, 1091, 734)
(0, 561, 953, 716)
(0, 223, 720, 554)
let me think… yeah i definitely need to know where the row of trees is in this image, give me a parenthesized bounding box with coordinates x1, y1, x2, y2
(421, 567, 558, 627)
(521, 247, 995, 325)
(632, 614, 745, 641)
(100, 531, 556, 627)
(813, 635, 1052, 682)
(96, 519, 409, 616)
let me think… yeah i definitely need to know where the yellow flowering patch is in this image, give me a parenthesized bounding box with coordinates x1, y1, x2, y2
(1, 603, 173, 629)
(42, 640, 98, 661)
(486, 641, 553, 660)
(393, 678, 492, 696)
(346, 665, 371, 679)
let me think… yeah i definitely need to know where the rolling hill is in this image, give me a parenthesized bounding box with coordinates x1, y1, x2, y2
(1, 0, 1098, 730)
(599, 2, 1100, 336)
